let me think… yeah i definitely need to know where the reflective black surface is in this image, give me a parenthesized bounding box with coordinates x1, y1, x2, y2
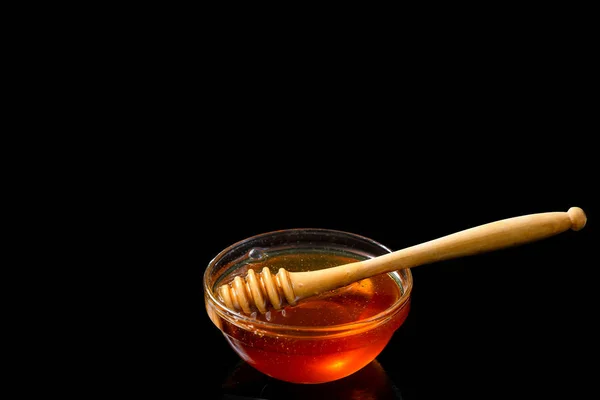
(221, 359, 403, 399)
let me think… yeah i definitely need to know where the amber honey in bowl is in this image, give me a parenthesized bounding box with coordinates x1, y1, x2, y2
(204, 229, 413, 384)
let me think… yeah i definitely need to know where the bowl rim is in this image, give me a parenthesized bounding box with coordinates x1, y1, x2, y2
(204, 228, 413, 337)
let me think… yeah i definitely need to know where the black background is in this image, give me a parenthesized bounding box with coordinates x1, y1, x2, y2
(81, 41, 597, 399)
(19, 14, 599, 400)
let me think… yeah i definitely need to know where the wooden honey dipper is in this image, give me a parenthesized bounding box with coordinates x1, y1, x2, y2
(217, 207, 587, 314)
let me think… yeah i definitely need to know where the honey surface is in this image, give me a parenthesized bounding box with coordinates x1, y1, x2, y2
(251, 252, 401, 325)
(218, 250, 410, 383)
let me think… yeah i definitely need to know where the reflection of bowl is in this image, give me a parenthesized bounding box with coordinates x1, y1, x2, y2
(222, 359, 403, 399)
(204, 228, 413, 384)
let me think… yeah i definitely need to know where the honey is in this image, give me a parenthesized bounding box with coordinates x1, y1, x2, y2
(215, 250, 410, 384)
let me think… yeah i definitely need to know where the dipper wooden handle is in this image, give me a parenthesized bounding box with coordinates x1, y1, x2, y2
(217, 207, 587, 314)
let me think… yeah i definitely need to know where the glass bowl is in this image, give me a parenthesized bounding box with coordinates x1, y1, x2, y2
(204, 228, 413, 384)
